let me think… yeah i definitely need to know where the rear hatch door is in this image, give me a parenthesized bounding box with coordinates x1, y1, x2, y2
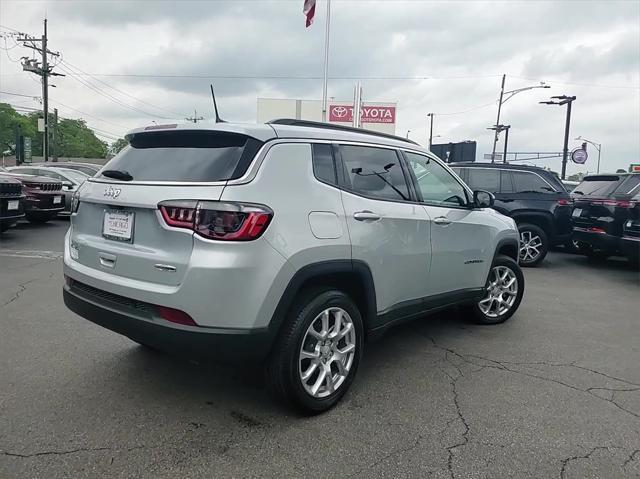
(572, 175, 628, 234)
(70, 129, 263, 287)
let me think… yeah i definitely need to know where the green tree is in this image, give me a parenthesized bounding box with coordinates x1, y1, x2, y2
(0, 103, 37, 155)
(110, 137, 129, 155)
(56, 118, 108, 158)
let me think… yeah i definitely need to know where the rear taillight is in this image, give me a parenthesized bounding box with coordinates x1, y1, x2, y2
(158, 200, 273, 241)
(588, 227, 606, 234)
(557, 198, 572, 206)
(157, 305, 198, 326)
(589, 199, 631, 208)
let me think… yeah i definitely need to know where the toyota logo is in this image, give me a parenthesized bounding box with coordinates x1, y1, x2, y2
(104, 186, 121, 198)
(332, 106, 348, 118)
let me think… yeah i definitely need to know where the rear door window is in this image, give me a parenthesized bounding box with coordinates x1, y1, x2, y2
(467, 168, 500, 193)
(100, 131, 263, 182)
(311, 143, 337, 186)
(339, 145, 410, 201)
(512, 171, 556, 193)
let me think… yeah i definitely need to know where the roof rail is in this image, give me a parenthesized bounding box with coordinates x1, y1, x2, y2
(268, 118, 419, 146)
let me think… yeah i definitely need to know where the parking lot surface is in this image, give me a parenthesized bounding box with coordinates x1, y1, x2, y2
(1, 219, 639, 478)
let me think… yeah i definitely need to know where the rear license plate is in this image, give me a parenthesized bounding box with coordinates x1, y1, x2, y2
(53, 196, 62, 204)
(572, 208, 582, 217)
(103, 210, 135, 242)
(7, 200, 19, 211)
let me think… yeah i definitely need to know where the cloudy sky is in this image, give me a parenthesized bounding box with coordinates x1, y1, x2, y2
(1, 0, 638, 174)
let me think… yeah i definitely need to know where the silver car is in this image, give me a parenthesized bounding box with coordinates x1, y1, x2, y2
(7, 166, 89, 215)
(62, 120, 523, 413)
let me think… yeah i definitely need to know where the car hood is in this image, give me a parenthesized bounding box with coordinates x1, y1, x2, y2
(0, 172, 62, 184)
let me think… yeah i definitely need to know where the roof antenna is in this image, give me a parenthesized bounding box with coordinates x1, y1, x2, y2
(210, 84, 225, 123)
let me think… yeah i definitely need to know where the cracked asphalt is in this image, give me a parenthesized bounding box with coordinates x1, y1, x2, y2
(1, 220, 639, 478)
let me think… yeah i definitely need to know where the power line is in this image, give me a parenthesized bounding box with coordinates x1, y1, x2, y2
(0, 90, 41, 99)
(50, 99, 128, 130)
(431, 100, 497, 116)
(57, 63, 178, 120)
(60, 59, 188, 118)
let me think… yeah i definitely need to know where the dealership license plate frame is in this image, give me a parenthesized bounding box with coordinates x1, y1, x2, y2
(53, 195, 62, 204)
(103, 209, 135, 243)
(7, 200, 19, 211)
(572, 208, 582, 218)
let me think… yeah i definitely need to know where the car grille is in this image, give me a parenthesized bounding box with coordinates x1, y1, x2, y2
(0, 183, 22, 196)
(25, 182, 62, 191)
(71, 281, 155, 316)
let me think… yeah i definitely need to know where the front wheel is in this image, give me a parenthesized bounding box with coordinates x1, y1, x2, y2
(266, 288, 363, 414)
(518, 223, 548, 267)
(468, 255, 525, 325)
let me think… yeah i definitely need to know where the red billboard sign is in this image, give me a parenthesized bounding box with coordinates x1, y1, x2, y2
(329, 105, 396, 124)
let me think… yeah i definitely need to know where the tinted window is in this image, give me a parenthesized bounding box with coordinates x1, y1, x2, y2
(573, 176, 622, 196)
(500, 171, 514, 193)
(512, 171, 556, 193)
(614, 175, 640, 195)
(101, 131, 263, 182)
(340, 145, 409, 201)
(36, 169, 62, 180)
(312, 143, 337, 185)
(467, 168, 500, 193)
(404, 152, 468, 206)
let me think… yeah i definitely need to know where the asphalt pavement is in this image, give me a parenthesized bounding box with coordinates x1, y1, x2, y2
(1, 219, 639, 478)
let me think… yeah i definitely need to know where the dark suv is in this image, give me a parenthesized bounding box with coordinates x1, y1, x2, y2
(572, 173, 640, 262)
(0, 172, 64, 223)
(0, 176, 26, 232)
(451, 163, 572, 266)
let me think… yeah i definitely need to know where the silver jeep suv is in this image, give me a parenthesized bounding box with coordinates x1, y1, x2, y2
(63, 119, 524, 413)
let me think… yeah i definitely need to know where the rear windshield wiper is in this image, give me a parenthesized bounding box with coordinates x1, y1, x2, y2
(102, 169, 133, 181)
(573, 190, 584, 195)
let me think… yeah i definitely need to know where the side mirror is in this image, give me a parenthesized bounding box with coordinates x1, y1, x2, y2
(474, 190, 495, 208)
(63, 181, 74, 190)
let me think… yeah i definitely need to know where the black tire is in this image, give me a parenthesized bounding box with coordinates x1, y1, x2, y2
(467, 254, 525, 325)
(517, 223, 548, 267)
(576, 242, 610, 261)
(25, 212, 54, 224)
(0, 223, 9, 233)
(266, 287, 364, 415)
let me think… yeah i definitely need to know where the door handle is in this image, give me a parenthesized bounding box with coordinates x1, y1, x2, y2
(433, 216, 452, 226)
(353, 211, 381, 221)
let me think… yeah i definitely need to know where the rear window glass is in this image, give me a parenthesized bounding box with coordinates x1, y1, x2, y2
(467, 168, 500, 193)
(573, 176, 622, 196)
(614, 175, 640, 195)
(101, 131, 263, 182)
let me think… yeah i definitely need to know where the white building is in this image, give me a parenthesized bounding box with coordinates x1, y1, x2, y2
(257, 98, 398, 135)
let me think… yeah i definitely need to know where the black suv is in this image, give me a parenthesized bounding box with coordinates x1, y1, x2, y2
(451, 163, 572, 266)
(620, 193, 640, 265)
(572, 173, 640, 262)
(0, 176, 26, 232)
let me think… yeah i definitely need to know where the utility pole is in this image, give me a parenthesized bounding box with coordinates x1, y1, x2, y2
(540, 95, 577, 180)
(18, 18, 64, 162)
(427, 113, 434, 149)
(487, 124, 510, 163)
(490, 74, 506, 163)
(185, 109, 204, 123)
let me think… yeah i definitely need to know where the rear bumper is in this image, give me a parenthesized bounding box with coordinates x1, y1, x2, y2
(553, 232, 572, 245)
(63, 284, 274, 363)
(573, 228, 619, 252)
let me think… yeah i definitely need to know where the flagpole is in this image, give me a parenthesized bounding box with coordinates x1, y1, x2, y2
(321, 0, 331, 122)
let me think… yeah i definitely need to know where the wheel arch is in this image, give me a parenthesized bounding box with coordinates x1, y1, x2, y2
(511, 211, 555, 238)
(494, 237, 520, 262)
(267, 260, 377, 345)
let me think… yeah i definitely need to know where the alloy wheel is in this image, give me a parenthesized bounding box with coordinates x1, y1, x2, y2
(298, 307, 356, 398)
(520, 230, 543, 262)
(478, 265, 519, 318)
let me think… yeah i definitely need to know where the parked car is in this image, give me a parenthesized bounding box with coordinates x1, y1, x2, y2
(620, 193, 640, 265)
(572, 173, 640, 261)
(0, 171, 64, 223)
(30, 161, 101, 176)
(62, 120, 524, 413)
(7, 166, 89, 215)
(0, 175, 26, 232)
(450, 163, 572, 266)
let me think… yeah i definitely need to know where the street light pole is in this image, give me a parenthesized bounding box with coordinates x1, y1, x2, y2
(540, 95, 576, 180)
(575, 136, 602, 173)
(427, 113, 434, 149)
(491, 75, 550, 163)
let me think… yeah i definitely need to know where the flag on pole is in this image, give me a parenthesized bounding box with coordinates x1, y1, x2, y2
(303, 0, 316, 27)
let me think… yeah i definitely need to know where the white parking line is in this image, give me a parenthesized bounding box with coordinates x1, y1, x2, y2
(0, 250, 63, 259)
